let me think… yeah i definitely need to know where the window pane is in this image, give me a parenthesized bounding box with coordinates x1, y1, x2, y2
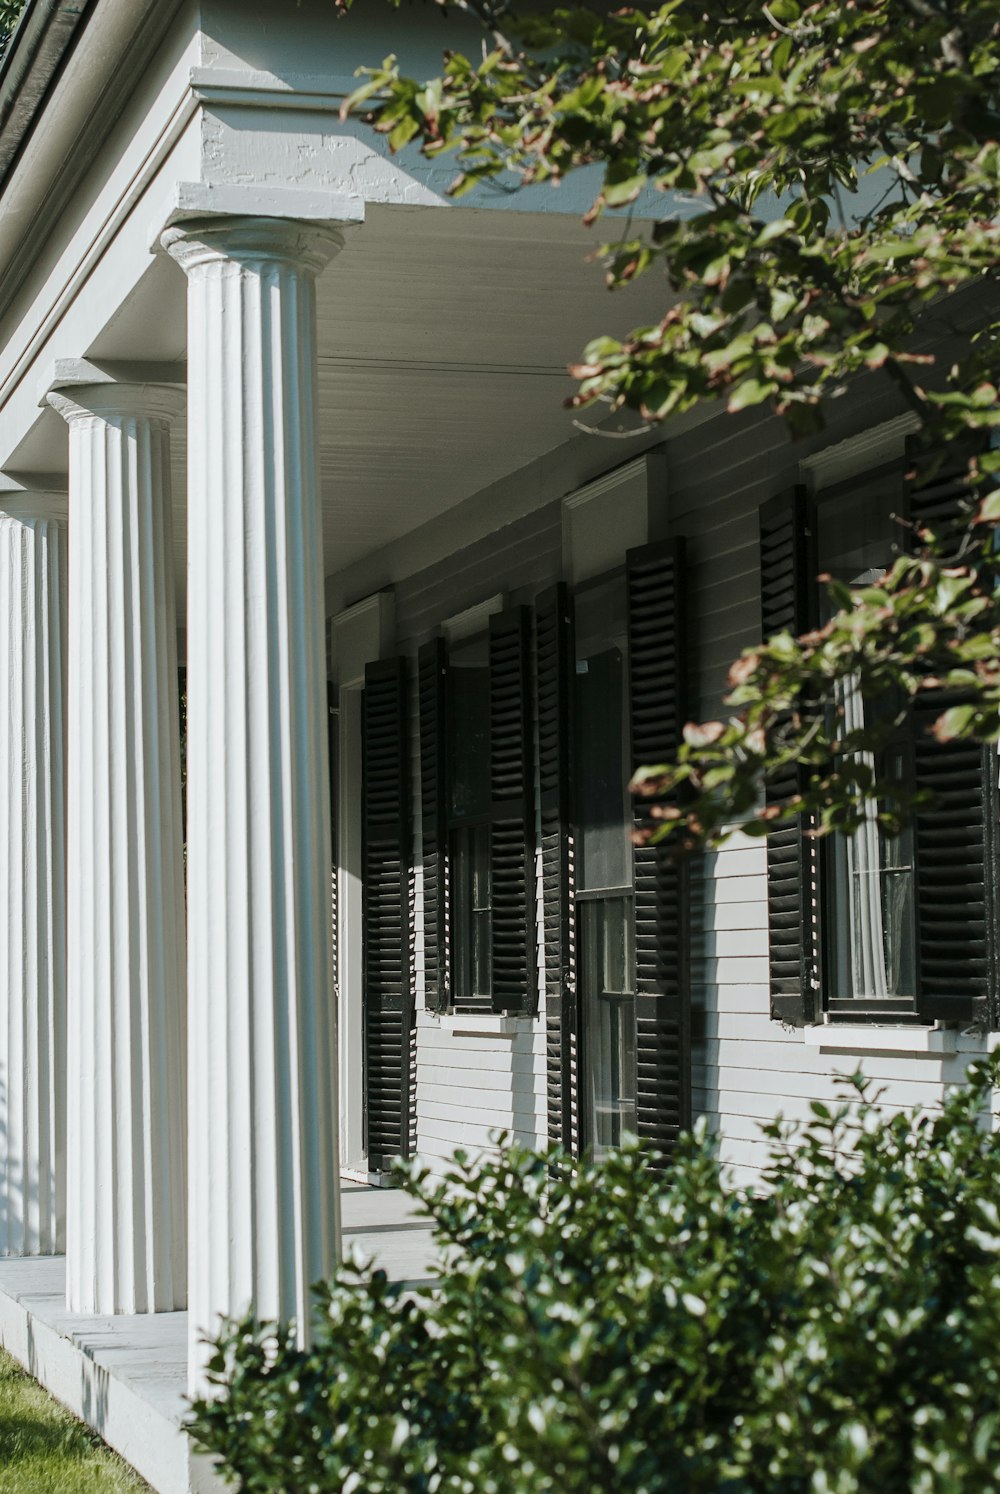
(827, 682, 916, 1001)
(580, 898, 636, 1154)
(817, 476, 902, 587)
(818, 476, 918, 1006)
(449, 635, 490, 822)
(575, 647, 630, 893)
(451, 823, 493, 1003)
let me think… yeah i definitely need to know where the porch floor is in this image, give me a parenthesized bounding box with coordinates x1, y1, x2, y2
(0, 1182, 438, 1494)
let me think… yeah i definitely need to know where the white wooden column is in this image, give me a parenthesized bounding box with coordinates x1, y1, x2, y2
(0, 491, 67, 1257)
(163, 217, 341, 1389)
(47, 384, 187, 1315)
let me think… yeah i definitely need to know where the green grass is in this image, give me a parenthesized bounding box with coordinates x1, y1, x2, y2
(0, 1348, 150, 1492)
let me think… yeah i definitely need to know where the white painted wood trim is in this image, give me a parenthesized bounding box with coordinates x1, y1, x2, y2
(562, 454, 649, 508)
(442, 592, 505, 643)
(800, 413, 921, 489)
(436, 1014, 538, 1037)
(167, 218, 341, 1390)
(802, 1024, 961, 1056)
(332, 590, 394, 689)
(151, 180, 364, 249)
(49, 384, 187, 1313)
(0, 497, 67, 1258)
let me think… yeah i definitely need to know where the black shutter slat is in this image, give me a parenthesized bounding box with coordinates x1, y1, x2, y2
(418, 639, 449, 1014)
(759, 488, 819, 1027)
(362, 657, 413, 1170)
(489, 608, 536, 1016)
(911, 707, 998, 1026)
(902, 449, 999, 1027)
(627, 538, 691, 1156)
(535, 584, 577, 1152)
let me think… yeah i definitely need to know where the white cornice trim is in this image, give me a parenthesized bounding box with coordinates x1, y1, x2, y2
(38, 358, 187, 409)
(800, 413, 921, 490)
(331, 590, 395, 687)
(190, 67, 361, 110)
(442, 593, 505, 644)
(563, 454, 649, 509)
(0, 88, 198, 417)
(150, 181, 365, 253)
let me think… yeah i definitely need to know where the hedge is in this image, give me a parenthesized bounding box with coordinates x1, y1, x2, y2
(189, 1057, 1000, 1493)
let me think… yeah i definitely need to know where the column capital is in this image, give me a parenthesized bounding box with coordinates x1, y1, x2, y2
(0, 487, 68, 524)
(46, 383, 186, 427)
(162, 216, 345, 278)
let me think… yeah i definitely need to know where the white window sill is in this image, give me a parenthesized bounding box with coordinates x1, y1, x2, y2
(803, 1024, 957, 1057)
(437, 1013, 535, 1037)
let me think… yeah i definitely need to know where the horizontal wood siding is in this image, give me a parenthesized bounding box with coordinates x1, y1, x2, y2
(395, 503, 562, 1170)
(327, 383, 994, 1187)
(669, 397, 992, 1188)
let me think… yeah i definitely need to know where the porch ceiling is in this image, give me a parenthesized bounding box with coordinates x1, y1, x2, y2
(29, 200, 673, 599)
(312, 203, 671, 580)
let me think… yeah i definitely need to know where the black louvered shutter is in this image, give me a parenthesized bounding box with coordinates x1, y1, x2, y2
(536, 585, 577, 1150)
(489, 608, 536, 1015)
(627, 539, 691, 1155)
(418, 639, 449, 1014)
(362, 658, 413, 1170)
(759, 487, 819, 1026)
(904, 452, 1000, 1027)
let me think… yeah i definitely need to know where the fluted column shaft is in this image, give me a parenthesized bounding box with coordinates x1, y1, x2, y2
(0, 494, 67, 1257)
(164, 218, 341, 1391)
(48, 385, 187, 1315)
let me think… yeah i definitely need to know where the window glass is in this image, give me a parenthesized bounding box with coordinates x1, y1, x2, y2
(818, 474, 917, 1003)
(580, 898, 636, 1154)
(451, 823, 492, 1001)
(447, 632, 493, 1008)
(816, 472, 904, 588)
(574, 574, 630, 894)
(574, 572, 637, 1149)
(449, 634, 490, 823)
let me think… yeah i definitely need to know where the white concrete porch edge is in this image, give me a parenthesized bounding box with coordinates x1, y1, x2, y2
(0, 1256, 219, 1494)
(0, 1185, 437, 1493)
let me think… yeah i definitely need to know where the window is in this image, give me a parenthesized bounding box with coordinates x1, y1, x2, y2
(817, 476, 918, 1020)
(448, 631, 493, 1009)
(762, 460, 1000, 1030)
(419, 607, 535, 1018)
(573, 574, 638, 1152)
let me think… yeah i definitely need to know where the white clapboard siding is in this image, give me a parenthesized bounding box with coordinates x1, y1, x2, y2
(390, 502, 561, 1169)
(333, 383, 995, 1189)
(669, 391, 994, 1189)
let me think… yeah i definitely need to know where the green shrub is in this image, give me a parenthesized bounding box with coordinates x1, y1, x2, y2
(188, 1058, 1000, 1493)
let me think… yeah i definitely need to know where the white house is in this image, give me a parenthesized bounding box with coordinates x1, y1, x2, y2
(0, 1, 996, 1488)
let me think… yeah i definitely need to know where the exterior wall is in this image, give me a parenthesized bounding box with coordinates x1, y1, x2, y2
(329, 378, 994, 1185)
(670, 391, 992, 1188)
(396, 504, 562, 1167)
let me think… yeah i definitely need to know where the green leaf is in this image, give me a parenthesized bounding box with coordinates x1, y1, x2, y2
(727, 378, 776, 412)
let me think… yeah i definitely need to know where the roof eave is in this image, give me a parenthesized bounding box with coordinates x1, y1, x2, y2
(0, 0, 94, 196)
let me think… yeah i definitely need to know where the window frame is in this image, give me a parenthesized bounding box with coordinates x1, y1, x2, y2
(813, 465, 923, 1024)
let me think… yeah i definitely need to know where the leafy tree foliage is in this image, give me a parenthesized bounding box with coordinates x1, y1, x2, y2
(190, 1056, 1000, 1492)
(344, 1, 1000, 847)
(0, 0, 23, 53)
